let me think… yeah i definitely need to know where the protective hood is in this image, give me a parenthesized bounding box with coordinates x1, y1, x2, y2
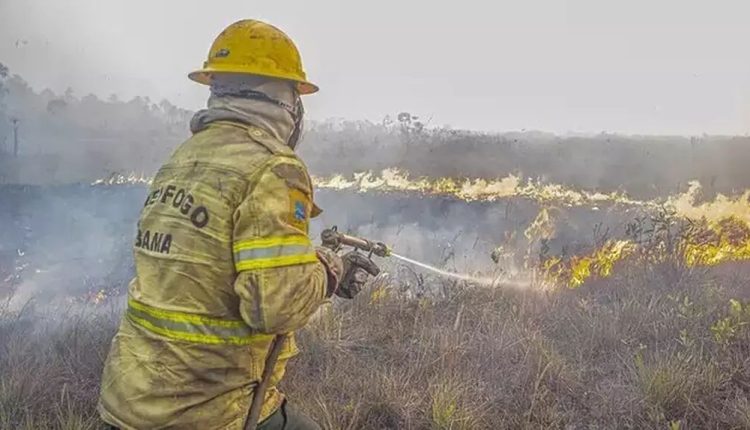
(190, 79, 297, 146)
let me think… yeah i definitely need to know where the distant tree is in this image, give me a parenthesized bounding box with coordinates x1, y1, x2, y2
(396, 111, 425, 140)
(382, 114, 394, 128)
(159, 99, 181, 125)
(47, 99, 67, 114)
(0, 63, 8, 104)
(39, 88, 56, 101)
(63, 87, 76, 102)
(0, 63, 9, 153)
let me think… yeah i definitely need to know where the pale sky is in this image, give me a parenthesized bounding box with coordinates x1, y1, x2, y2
(1, 0, 748, 135)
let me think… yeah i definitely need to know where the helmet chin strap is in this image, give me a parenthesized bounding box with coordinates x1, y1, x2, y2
(212, 87, 304, 149)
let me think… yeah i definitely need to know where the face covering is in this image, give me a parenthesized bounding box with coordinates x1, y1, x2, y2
(208, 76, 305, 149)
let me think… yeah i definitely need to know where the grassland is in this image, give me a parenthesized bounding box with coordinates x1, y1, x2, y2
(2, 254, 749, 429)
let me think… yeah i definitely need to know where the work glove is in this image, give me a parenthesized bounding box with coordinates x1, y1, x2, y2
(315, 247, 344, 297)
(336, 251, 380, 299)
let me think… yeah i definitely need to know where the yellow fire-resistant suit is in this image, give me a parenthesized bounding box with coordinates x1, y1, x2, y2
(98, 118, 329, 429)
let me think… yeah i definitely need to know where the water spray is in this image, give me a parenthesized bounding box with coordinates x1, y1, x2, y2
(320, 226, 507, 287)
(388, 252, 497, 286)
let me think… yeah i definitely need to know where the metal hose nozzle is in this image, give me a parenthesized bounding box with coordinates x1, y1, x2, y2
(321, 226, 391, 257)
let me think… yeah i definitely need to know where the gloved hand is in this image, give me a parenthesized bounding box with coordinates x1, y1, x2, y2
(315, 247, 344, 297)
(336, 251, 380, 299)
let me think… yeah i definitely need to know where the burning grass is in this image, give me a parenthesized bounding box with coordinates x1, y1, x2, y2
(539, 211, 750, 288)
(3, 180, 750, 428)
(2, 257, 749, 429)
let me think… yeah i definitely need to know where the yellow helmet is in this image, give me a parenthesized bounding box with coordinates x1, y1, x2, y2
(189, 19, 318, 95)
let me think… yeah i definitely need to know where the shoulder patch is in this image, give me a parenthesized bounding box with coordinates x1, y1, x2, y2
(270, 160, 321, 221)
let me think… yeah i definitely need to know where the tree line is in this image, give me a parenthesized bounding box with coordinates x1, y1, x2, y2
(2, 62, 749, 198)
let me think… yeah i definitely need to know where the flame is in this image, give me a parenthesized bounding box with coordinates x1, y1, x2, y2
(524, 208, 556, 241)
(668, 182, 750, 267)
(312, 169, 646, 207)
(92, 172, 153, 186)
(95, 168, 652, 208)
(682, 216, 750, 267)
(543, 240, 636, 288)
(668, 180, 750, 225)
(542, 215, 750, 287)
(92, 169, 748, 223)
(313, 170, 750, 226)
(91, 289, 108, 304)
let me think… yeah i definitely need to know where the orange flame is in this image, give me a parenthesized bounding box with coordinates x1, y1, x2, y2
(312, 169, 646, 207)
(542, 215, 750, 287)
(542, 240, 636, 288)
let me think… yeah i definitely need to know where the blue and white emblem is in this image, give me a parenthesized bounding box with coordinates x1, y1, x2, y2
(294, 201, 306, 221)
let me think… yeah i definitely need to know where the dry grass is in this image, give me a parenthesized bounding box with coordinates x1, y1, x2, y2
(0, 303, 119, 429)
(1, 261, 749, 429)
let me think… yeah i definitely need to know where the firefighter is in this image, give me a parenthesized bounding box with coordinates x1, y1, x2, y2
(98, 19, 379, 430)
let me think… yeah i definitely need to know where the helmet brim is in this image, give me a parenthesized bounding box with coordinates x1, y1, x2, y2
(188, 69, 319, 95)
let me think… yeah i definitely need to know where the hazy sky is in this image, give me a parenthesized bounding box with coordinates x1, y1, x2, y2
(1, 0, 748, 135)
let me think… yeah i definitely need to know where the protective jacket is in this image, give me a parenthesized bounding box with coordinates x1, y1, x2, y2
(98, 96, 329, 429)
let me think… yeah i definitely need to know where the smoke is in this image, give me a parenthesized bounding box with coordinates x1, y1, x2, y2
(0, 184, 559, 305)
(1, 186, 140, 311)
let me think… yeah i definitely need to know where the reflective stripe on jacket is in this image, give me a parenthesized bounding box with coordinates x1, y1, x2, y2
(98, 120, 328, 430)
